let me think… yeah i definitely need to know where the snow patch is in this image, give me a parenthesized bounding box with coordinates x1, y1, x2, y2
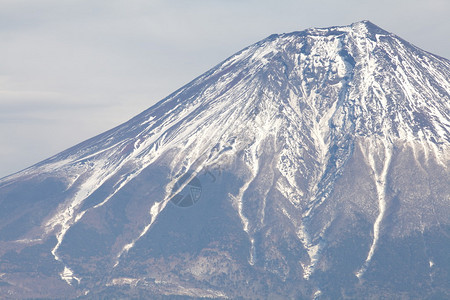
(60, 266, 81, 285)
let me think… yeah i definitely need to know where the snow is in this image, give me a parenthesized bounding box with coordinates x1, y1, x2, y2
(60, 266, 81, 285)
(313, 289, 322, 299)
(356, 138, 393, 278)
(229, 178, 252, 256)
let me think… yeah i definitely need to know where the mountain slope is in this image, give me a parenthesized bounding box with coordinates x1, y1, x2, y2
(0, 21, 449, 299)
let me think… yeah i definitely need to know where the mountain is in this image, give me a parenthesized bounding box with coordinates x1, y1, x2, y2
(0, 20, 449, 299)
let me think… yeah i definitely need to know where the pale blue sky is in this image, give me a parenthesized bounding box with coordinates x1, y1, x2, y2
(0, 0, 449, 177)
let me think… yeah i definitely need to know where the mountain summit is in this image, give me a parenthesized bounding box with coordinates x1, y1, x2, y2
(0, 21, 449, 299)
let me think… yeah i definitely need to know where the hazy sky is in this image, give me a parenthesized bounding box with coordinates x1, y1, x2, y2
(1, 0, 449, 178)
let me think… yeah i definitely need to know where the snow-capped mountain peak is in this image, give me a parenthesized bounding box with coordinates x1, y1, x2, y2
(0, 21, 449, 299)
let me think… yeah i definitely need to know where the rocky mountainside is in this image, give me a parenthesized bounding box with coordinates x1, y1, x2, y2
(0, 21, 449, 299)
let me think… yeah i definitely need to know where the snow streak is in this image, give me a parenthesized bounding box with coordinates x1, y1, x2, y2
(356, 139, 393, 278)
